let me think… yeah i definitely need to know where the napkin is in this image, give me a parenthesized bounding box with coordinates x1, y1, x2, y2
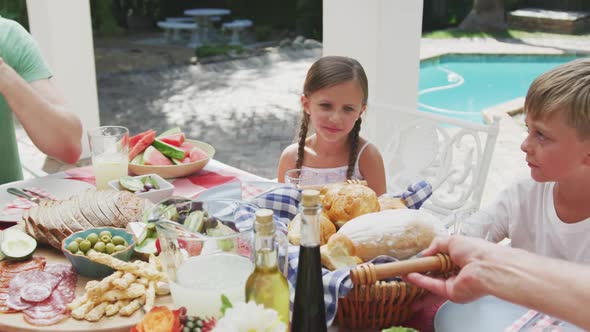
(235, 180, 433, 326)
(505, 310, 566, 332)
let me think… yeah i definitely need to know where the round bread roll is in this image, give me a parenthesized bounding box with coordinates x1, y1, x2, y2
(320, 183, 380, 227)
(287, 212, 336, 245)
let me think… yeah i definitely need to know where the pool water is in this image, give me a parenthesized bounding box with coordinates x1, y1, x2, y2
(418, 54, 584, 123)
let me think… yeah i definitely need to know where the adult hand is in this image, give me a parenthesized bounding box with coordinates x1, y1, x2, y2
(405, 235, 498, 303)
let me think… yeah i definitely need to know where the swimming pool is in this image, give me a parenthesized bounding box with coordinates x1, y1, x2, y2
(418, 54, 584, 123)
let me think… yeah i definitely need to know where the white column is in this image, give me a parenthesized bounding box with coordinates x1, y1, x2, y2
(26, 0, 100, 158)
(323, 0, 423, 151)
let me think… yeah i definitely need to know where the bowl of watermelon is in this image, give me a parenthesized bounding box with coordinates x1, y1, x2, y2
(127, 127, 215, 179)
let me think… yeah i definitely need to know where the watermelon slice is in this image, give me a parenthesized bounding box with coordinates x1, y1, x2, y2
(128, 131, 156, 161)
(179, 142, 195, 158)
(172, 157, 192, 165)
(129, 129, 156, 149)
(143, 146, 173, 166)
(130, 152, 144, 165)
(159, 133, 185, 147)
(189, 146, 208, 162)
(152, 139, 185, 160)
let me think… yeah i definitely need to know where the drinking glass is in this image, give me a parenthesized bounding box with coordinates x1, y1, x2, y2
(284, 168, 320, 187)
(447, 207, 495, 241)
(88, 126, 129, 190)
(154, 198, 288, 318)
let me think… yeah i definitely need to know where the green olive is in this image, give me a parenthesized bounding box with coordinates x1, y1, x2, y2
(93, 241, 106, 253)
(105, 242, 116, 254)
(111, 236, 125, 246)
(86, 233, 99, 246)
(99, 230, 112, 238)
(67, 241, 79, 254)
(101, 235, 112, 243)
(113, 245, 127, 253)
(74, 237, 84, 243)
(75, 251, 84, 256)
(87, 249, 97, 256)
(79, 240, 92, 253)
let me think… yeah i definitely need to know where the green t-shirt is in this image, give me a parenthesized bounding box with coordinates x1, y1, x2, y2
(0, 16, 52, 184)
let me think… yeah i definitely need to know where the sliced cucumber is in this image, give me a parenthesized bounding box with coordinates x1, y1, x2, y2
(1, 229, 37, 261)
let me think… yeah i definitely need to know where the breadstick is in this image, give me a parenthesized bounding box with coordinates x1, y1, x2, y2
(144, 255, 157, 312)
(119, 297, 144, 316)
(99, 283, 145, 302)
(87, 252, 166, 280)
(112, 272, 137, 289)
(71, 301, 95, 320)
(85, 302, 108, 322)
(67, 294, 89, 311)
(105, 299, 130, 317)
(86, 271, 124, 300)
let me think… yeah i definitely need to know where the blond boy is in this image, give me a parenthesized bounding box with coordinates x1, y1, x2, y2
(482, 58, 590, 263)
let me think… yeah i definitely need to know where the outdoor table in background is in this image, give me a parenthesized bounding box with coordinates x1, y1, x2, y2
(183, 8, 231, 46)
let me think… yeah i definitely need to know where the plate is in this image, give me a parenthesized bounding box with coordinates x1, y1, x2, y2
(0, 178, 95, 222)
(196, 180, 283, 201)
(128, 139, 215, 179)
(434, 296, 583, 332)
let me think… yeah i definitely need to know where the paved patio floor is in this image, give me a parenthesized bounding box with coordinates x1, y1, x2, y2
(15, 34, 590, 207)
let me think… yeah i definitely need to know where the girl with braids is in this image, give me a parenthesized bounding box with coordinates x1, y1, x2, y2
(277, 56, 386, 195)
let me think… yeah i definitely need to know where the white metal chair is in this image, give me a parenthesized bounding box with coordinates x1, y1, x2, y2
(370, 104, 500, 217)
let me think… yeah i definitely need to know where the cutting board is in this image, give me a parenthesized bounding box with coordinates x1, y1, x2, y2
(0, 243, 173, 332)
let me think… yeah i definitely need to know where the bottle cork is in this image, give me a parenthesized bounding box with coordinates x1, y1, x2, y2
(255, 208, 275, 234)
(301, 189, 320, 207)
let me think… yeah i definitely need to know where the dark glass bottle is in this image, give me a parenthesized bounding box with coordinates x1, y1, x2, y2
(291, 189, 327, 332)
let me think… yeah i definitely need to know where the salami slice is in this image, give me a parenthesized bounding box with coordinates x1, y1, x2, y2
(0, 258, 46, 313)
(6, 271, 60, 311)
(22, 290, 68, 320)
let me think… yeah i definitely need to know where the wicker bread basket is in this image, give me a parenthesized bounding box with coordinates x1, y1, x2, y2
(335, 253, 456, 329)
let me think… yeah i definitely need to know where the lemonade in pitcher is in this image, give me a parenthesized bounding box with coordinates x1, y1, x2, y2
(169, 253, 254, 317)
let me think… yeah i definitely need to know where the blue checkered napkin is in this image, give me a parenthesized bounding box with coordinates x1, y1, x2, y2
(387, 180, 432, 210)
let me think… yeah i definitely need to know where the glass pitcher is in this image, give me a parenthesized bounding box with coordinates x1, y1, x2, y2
(152, 198, 288, 318)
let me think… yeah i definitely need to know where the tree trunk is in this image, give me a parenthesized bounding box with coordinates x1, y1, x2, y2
(459, 0, 507, 32)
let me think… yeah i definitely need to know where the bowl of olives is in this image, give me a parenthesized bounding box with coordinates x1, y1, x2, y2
(61, 227, 136, 278)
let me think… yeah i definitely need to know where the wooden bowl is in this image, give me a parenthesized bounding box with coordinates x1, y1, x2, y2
(128, 139, 215, 179)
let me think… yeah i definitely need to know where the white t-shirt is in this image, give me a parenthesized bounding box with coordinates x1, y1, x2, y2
(481, 178, 590, 264)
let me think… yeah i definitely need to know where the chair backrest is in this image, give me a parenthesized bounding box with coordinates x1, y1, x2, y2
(370, 104, 500, 217)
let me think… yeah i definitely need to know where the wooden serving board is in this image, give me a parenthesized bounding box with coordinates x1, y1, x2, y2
(0, 244, 173, 332)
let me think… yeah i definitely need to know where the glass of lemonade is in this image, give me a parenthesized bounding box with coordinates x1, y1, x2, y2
(154, 198, 261, 318)
(88, 126, 129, 190)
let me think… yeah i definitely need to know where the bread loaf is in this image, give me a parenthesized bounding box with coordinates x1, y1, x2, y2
(320, 183, 380, 228)
(320, 234, 362, 271)
(378, 196, 407, 210)
(337, 209, 446, 261)
(287, 212, 336, 245)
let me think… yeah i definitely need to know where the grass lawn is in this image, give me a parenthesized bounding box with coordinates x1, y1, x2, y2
(423, 28, 590, 40)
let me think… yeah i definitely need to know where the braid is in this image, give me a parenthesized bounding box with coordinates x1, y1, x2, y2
(295, 113, 310, 169)
(346, 118, 362, 179)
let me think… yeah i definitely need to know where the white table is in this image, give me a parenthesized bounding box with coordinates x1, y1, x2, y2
(183, 8, 231, 46)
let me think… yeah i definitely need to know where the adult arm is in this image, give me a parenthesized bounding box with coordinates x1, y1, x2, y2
(405, 236, 590, 331)
(358, 142, 386, 196)
(0, 58, 82, 164)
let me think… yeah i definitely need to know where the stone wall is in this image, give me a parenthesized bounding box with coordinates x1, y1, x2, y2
(508, 8, 590, 34)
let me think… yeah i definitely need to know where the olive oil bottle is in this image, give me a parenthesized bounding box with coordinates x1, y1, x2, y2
(291, 190, 327, 332)
(245, 209, 290, 325)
